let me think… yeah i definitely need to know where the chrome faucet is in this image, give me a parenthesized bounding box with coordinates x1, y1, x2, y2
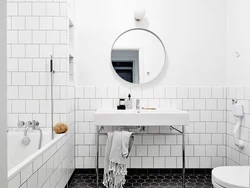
(24, 120, 39, 136)
(136, 99, 140, 110)
(23, 120, 42, 149)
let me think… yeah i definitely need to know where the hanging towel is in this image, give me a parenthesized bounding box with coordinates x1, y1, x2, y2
(103, 131, 134, 188)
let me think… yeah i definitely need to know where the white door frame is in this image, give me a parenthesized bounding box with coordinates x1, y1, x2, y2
(0, 0, 8, 187)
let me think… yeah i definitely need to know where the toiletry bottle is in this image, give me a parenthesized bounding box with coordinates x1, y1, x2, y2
(126, 94, 133, 109)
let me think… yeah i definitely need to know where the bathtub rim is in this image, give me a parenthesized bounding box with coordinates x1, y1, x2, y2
(8, 132, 66, 181)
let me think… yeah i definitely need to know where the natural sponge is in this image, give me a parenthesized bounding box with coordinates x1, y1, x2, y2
(53, 123, 68, 134)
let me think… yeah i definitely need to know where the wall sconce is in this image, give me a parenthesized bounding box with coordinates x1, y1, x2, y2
(134, 8, 146, 21)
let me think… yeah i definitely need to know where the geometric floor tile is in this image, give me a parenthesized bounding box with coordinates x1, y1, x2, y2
(69, 173, 213, 188)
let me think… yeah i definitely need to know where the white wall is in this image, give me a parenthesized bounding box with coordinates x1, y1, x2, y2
(0, 0, 8, 187)
(75, 0, 226, 87)
(226, 0, 250, 86)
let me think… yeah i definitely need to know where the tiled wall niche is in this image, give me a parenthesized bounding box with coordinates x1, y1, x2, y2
(74, 86, 227, 169)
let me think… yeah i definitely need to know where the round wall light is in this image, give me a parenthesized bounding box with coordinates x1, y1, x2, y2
(134, 8, 146, 21)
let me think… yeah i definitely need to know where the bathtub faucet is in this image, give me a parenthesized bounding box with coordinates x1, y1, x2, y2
(23, 120, 43, 149)
(24, 120, 40, 136)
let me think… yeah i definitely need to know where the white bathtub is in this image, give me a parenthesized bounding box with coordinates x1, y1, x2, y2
(8, 130, 65, 181)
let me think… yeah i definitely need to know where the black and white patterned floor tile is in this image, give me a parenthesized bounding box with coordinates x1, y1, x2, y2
(69, 173, 213, 188)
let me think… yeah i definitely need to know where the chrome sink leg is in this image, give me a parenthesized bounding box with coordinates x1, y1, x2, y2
(182, 125, 185, 188)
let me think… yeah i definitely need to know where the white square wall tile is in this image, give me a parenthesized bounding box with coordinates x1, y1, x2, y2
(131, 157, 142, 168)
(194, 122, 205, 133)
(200, 87, 211, 98)
(200, 111, 212, 121)
(165, 87, 177, 98)
(32, 3, 46, 16)
(212, 157, 223, 168)
(194, 99, 205, 110)
(142, 157, 153, 168)
(46, 3, 60, 16)
(200, 157, 211, 168)
(136, 146, 147, 156)
(183, 99, 194, 110)
(53, 17, 67, 30)
(33, 31, 46, 44)
(85, 87, 95, 98)
(206, 99, 217, 110)
(171, 146, 182, 156)
(200, 134, 211, 145)
(154, 87, 165, 98)
(7, 31, 18, 43)
(189, 87, 200, 98)
(8, 86, 18, 99)
(26, 45, 39, 58)
(19, 3, 32, 16)
(46, 30, 61, 44)
(148, 146, 159, 156)
(12, 17, 25, 30)
(90, 99, 102, 110)
(189, 134, 199, 144)
(79, 99, 89, 110)
(160, 146, 170, 156)
(19, 59, 33, 72)
(12, 72, 26, 85)
(78, 146, 90, 156)
(166, 157, 176, 168)
(26, 100, 39, 113)
(194, 146, 205, 156)
(212, 111, 224, 122)
(7, 3, 18, 16)
(96, 87, 107, 98)
(189, 157, 200, 168)
(33, 86, 47, 99)
(12, 45, 25, 58)
(40, 17, 53, 30)
(19, 86, 32, 99)
(12, 100, 25, 113)
(212, 87, 224, 99)
(26, 17, 39, 30)
(154, 157, 165, 168)
(177, 87, 188, 98)
(7, 58, 18, 71)
(206, 146, 217, 156)
(19, 31, 32, 44)
(206, 122, 217, 133)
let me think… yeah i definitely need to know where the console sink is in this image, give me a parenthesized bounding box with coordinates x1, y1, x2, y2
(94, 108, 189, 126)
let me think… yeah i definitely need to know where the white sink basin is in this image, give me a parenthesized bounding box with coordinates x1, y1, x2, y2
(94, 108, 189, 126)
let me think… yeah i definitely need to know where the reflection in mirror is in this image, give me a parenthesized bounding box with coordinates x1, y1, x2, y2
(111, 29, 166, 84)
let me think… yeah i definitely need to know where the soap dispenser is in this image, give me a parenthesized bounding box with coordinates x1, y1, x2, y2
(126, 94, 133, 109)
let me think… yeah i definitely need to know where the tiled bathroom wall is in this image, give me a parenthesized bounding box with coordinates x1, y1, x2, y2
(74, 86, 227, 169)
(7, 0, 76, 187)
(226, 87, 250, 166)
(7, 0, 72, 128)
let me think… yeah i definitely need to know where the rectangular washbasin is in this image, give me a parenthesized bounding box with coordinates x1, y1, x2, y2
(94, 108, 189, 126)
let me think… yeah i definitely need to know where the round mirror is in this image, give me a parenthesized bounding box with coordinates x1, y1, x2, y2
(111, 28, 166, 84)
